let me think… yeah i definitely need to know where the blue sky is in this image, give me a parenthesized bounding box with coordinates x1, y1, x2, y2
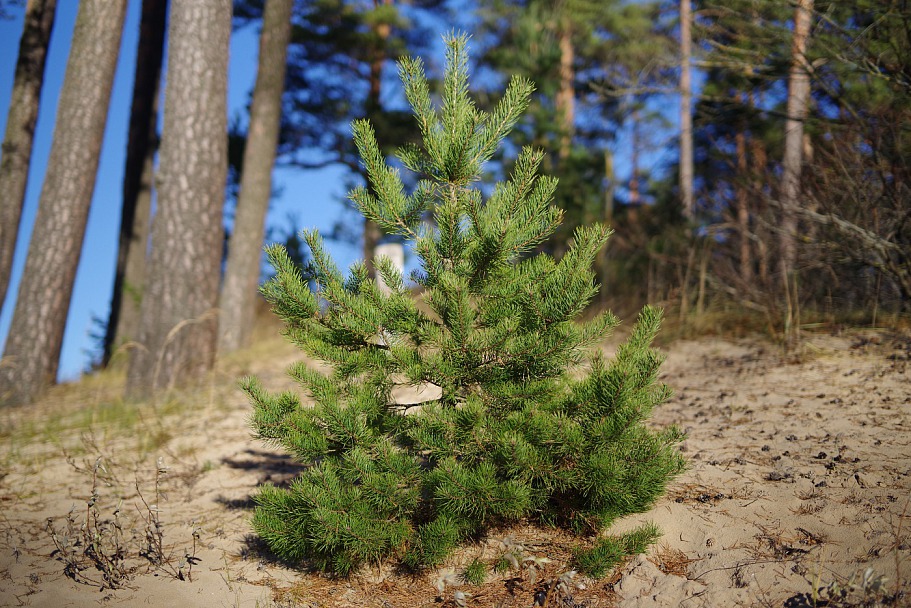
(0, 2, 356, 381)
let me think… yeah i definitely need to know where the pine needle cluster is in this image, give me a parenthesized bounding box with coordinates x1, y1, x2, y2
(243, 35, 685, 576)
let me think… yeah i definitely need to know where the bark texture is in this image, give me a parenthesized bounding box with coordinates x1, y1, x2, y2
(736, 129, 752, 284)
(679, 0, 694, 220)
(0, 0, 57, 311)
(555, 21, 575, 162)
(0, 0, 125, 406)
(103, 0, 168, 366)
(111, 121, 156, 363)
(780, 0, 813, 276)
(219, 0, 292, 353)
(126, 0, 231, 398)
(751, 135, 769, 284)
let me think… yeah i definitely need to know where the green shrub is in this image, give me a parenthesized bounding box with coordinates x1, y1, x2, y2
(243, 34, 685, 576)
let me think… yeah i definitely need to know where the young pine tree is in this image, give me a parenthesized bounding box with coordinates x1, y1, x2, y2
(244, 35, 685, 577)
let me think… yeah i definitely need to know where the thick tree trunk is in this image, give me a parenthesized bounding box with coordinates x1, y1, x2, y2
(126, 0, 230, 398)
(113, 131, 155, 361)
(104, 0, 168, 366)
(0, 0, 56, 311)
(679, 0, 694, 220)
(0, 0, 126, 406)
(780, 0, 813, 276)
(219, 0, 293, 354)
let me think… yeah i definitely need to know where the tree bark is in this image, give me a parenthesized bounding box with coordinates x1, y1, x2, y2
(780, 0, 813, 276)
(111, 118, 156, 364)
(0, 0, 126, 406)
(750, 133, 769, 284)
(126, 0, 230, 398)
(598, 148, 615, 308)
(736, 129, 752, 284)
(679, 0, 694, 220)
(629, 108, 641, 206)
(0, 0, 56, 311)
(219, 0, 293, 354)
(555, 19, 575, 162)
(779, 0, 813, 343)
(103, 0, 168, 366)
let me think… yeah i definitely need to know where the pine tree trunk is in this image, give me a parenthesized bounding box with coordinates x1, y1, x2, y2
(780, 0, 813, 343)
(751, 134, 769, 285)
(126, 0, 230, 398)
(0, 0, 125, 406)
(629, 109, 641, 206)
(599, 149, 614, 308)
(103, 0, 168, 366)
(678, 0, 694, 220)
(736, 129, 752, 284)
(780, 0, 813, 277)
(219, 0, 293, 354)
(555, 20, 575, 162)
(549, 17, 576, 261)
(0, 0, 56, 311)
(114, 131, 155, 361)
(363, 216, 382, 279)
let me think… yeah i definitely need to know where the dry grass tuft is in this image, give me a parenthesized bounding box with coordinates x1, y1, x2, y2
(649, 544, 699, 578)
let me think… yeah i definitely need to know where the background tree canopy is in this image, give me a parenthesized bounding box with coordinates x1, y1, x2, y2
(0, 0, 908, 402)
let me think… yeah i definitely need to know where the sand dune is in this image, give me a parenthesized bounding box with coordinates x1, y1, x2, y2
(1, 330, 908, 607)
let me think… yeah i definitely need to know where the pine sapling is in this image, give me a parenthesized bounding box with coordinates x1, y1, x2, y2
(244, 34, 685, 577)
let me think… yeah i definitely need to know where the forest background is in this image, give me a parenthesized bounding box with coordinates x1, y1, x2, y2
(0, 0, 908, 405)
(0, 0, 353, 381)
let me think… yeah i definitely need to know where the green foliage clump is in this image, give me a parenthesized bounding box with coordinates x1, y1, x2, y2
(463, 558, 488, 585)
(573, 523, 661, 578)
(243, 35, 685, 577)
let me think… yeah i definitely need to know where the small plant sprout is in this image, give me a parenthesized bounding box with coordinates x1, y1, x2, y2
(463, 558, 487, 585)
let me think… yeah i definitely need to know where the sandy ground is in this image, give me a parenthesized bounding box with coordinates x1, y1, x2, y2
(0, 329, 908, 607)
